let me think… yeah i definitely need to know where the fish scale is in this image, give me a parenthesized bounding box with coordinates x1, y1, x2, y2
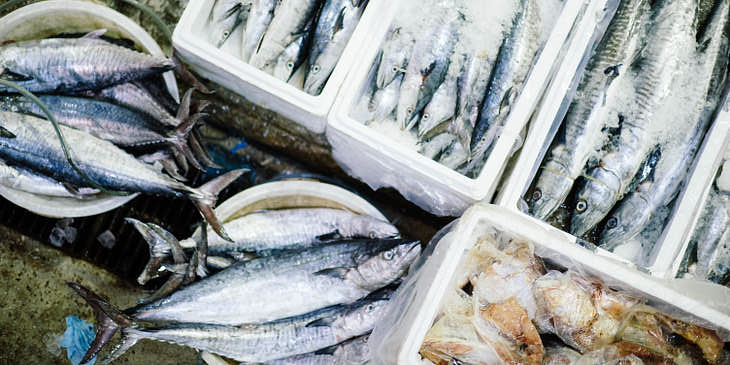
(529, 0, 648, 220)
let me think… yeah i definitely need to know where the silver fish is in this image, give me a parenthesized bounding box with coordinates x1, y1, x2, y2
(437, 139, 468, 170)
(396, 14, 459, 129)
(571, 0, 698, 236)
(130, 238, 419, 325)
(88, 82, 181, 128)
(695, 187, 730, 282)
(273, 34, 309, 82)
(368, 72, 402, 123)
(0, 111, 243, 240)
(304, 0, 367, 95)
(265, 335, 371, 365)
(599, 0, 729, 249)
(417, 54, 464, 140)
(242, 0, 277, 61)
(209, 0, 250, 48)
(376, 26, 414, 89)
(528, 0, 648, 220)
(418, 133, 456, 161)
(0, 31, 174, 93)
(468, 0, 540, 169)
(0, 159, 98, 198)
(249, 0, 323, 71)
(450, 52, 492, 152)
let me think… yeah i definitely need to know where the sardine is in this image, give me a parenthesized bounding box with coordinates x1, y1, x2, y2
(0, 159, 99, 198)
(368, 73, 402, 123)
(468, 0, 540, 167)
(209, 0, 250, 48)
(130, 238, 418, 325)
(0, 111, 243, 240)
(600, 0, 730, 249)
(273, 33, 309, 82)
(0, 31, 174, 93)
(571, 0, 697, 236)
(417, 54, 464, 140)
(528, 0, 648, 220)
(376, 26, 414, 89)
(304, 0, 367, 94)
(249, 0, 324, 72)
(450, 52, 492, 152)
(70, 283, 388, 363)
(242, 0, 277, 61)
(396, 14, 459, 129)
(265, 335, 371, 365)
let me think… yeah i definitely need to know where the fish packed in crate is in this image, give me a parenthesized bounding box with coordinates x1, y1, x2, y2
(350, 0, 563, 177)
(523, 0, 730, 264)
(677, 154, 730, 286)
(206, 0, 367, 95)
(68, 206, 421, 363)
(0, 30, 242, 239)
(420, 228, 727, 364)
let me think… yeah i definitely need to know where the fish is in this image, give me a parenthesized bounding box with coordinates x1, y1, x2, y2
(0, 30, 174, 93)
(418, 133, 456, 161)
(249, 0, 324, 72)
(0, 159, 99, 198)
(571, 0, 697, 236)
(273, 33, 310, 82)
(450, 52, 492, 152)
(420, 312, 502, 365)
(417, 54, 464, 140)
(85, 81, 182, 128)
(472, 297, 544, 365)
(376, 26, 414, 89)
(468, 0, 540, 169)
(694, 187, 730, 283)
(396, 13, 460, 130)
(528, 0, 649, 220)
(263, 335, 371, 365)
(242, 0, 277, 61)
(437, 139, 469, 170)
(209, 0, 250, 48)
(303, 0, 367, 94)
(0, 110, 244, 241)
(70, 283, 389, 363)
(126, 238, 419, 325)
(368, 72, 402, 123)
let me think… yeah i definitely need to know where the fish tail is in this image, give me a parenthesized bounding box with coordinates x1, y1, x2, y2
(102, 328, 145, 364)
(66, 283, 136, 364)
(188, 169, 248, 242)
(172, 50, 212, 94)
(125, 218, 182, 285)
(167, 110, 208, 172)
(189, 129, 222, 169)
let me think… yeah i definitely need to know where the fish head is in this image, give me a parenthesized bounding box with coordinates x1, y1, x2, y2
(350, 217, 400, 239)
(438, 142, 468, 170)
(599, 195, 650, 250)
(303, 55, 336, 95)
(376, 56, 406, 89)
(528, 161, 573, 220)
(333, 335, 371, 363)
(396, 75, 421, 129)
(273, 52, 299, 82)
(331, 291, 392, 340)
(351, 240, 421, 291)
(570, 168, 620, 237)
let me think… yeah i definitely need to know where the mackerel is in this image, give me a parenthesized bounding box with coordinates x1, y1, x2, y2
(87, 82, 181, 128)
(265, 335, 371, 365)
(529, 0, 648, 220)
(209, 0, 250, 48)
(0, 159, 98, 198)
(0, 32, 174, 93)
(695, 187, 730, 282)
(417, 54, 464, 139)
(450, 52, 492, 152)
(368, 73, 402, 123)
(571, 0, 698, 236)
(376, 26, 414, 89)
(273, 33, 310, 82)
(242, 0, 277, 61)
(0, 111, 243, 240)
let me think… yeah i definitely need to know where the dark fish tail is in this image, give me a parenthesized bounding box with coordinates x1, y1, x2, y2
(172, 50, 212, 94)
(167, 108, 208, 171)
(126, 218, 186, 285)
(188, 169, 248, 242)
(189, 130, 222, 168)
(66, 283, 137, 364)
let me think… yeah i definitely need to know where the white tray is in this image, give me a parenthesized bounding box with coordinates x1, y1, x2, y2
(326, 0, 600, 217)
(172, 0, 385, 134)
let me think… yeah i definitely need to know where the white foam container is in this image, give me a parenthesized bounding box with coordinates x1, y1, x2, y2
(172, 0, 386, 134)
(326, 0, 598, 217)
(495, 2, 730, 280)
(372, 204, 730, 364)
(0, 0, 183, 218)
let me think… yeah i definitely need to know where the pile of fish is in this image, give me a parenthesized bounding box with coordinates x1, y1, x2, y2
(207, 0, 367, 95)
(353, 0, 557, 177)
(420, 231, 727, 364)
(0, 30, 243, 240)
(69, 207, 421, 363)
(678, 159, 730, 286)
(526, 0, 730, 260)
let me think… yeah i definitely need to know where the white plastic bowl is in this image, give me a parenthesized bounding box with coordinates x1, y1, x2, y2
(0, 0, 180, 218)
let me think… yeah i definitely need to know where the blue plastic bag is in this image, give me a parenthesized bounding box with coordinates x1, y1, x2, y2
(60, 315, 96, 365)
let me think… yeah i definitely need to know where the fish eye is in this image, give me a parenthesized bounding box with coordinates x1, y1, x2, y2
(406, 107, 413, 115)
(383, 250, 394, 260)
(363, 336, 369, 343)
(312, 65, 320, 74)
(576, 200, 588, 213)
(286, 61, 294, 69)
(531, 189, 542, 201)
(391, 65, 398, 73)
(223, 31, 230, 38)
(606, 217, 618, 229)
(422, 113, 430, 120)
(366, 304, 375, 311)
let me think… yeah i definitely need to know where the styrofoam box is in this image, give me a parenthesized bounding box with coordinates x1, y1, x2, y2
(172, 0, 387, 134)
(495, 3, 730, 280)
(326, 0, 603, 217)
(378, 204, 730, 364)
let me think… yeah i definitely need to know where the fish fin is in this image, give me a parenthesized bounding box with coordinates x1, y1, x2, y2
(420, 119, 451, 140)
(172, 49, 213, 94)
(170, 147, 190, 176)
(147, 223, 187, 263)
(1, 69, 33, 82)
(125, 218, 173, 285)
(66, 283, 135, 364)
(189, 129, 222, 168)
(135, 274, 184, 305)
(189, 169, 248, 242)
(0, 125, 16, 138)
(316, 229, 342, 241)
(313, 267, 350, 280)
(160, 263, 189, 275)
(159, 156, 188, 182)
(81, 29, 107, 39)
(195, 221, 209, 278)
(421, 61, 437, 78)
(176, 88, 194, 121)
(228, 250, 258, 261)
(101, 329, 143, 364)
(167, 113, 208, 171)
(306, 317, 336, 328)
(333, 7, 347, 37)
(61, 182, 97, 199)
(499, 86, 513, 114)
